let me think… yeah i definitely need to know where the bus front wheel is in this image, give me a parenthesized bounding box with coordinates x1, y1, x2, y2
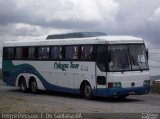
(30, 79, 38, 94)
(84, 85, 92, 99)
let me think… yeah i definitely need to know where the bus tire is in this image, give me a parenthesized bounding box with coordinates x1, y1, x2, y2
(20, 77, 28, 93)
(30, 79, 38, 94)
(84, 85, 92, 99)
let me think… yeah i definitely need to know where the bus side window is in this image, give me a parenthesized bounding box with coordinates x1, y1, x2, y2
(22, 47, 28, 59)
(38, 47, 50, 59)
(73, 46, 79, 59)
(65, 46, 79, 60)
(81, 45, 93, 60)
(3, 48, 9, 59)
(15, 47, 23, 59)
(8, 48, 15, 59)
(28, 47, 36, 59)
(96, 45, 106, 71)
(51, 46, 64, 60)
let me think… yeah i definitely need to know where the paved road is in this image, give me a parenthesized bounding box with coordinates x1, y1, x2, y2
(0, 80, 160, 118)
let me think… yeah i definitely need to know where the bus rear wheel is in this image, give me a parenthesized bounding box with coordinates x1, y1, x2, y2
(20, 78, 28, 93)
(84, 85, 92, 99)
(30, 79, 38, 94)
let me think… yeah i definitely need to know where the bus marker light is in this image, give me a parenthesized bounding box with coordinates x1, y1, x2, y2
(108, 82, 113, 88)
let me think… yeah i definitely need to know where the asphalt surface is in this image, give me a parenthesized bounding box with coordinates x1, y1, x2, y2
(0, 80, 160, 119)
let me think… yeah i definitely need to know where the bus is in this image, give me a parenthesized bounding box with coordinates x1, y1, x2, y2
(2, 32, 150, 99)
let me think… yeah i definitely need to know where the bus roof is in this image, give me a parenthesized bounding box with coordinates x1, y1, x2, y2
(46, 32, 107, 39)
(3, 35, 144, 47)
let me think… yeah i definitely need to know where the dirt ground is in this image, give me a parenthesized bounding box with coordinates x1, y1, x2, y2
(1, 82, 160, 119)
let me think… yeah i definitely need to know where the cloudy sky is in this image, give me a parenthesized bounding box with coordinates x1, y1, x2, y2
(0, 0, 160, 75)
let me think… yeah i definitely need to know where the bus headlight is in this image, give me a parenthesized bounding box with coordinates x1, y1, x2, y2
(116, 82, 122, 88)
(108, 82, 122, 88)
(143, 80, 150, 86)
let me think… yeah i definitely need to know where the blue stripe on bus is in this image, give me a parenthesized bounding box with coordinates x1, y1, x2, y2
(3, 60, 79, 94)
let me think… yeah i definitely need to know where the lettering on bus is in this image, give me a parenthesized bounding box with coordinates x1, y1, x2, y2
(54, 62, 79, 71)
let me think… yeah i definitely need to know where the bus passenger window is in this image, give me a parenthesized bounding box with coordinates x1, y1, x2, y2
(51, 46, 63, 60)
(8, 48, 14, 59)
(15, 47, 23, 59)
(38, 47, 50, 59)
(73, 46, 79, 59)
(3, 48, 8, 59)
(65, 46, 79, 60)
(22, 47, 28, 59)
(81, 45, 93, 60)
(3, 47, 14, 59)
(28, 47, 36, 59)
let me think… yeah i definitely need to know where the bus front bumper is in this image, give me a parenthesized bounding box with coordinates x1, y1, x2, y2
(94, 86, 150, 97)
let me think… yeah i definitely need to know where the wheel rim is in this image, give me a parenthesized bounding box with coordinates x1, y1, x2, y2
(31, 81, 37, 92)
(21, 80, 26, 91)
(85, 85, 92, 97)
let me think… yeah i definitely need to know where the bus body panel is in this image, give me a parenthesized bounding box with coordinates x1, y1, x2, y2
(107, 71, 150, 88)
(3, 60, 97, 94)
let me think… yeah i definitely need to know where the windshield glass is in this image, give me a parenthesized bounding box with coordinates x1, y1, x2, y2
(108, 44, 149, 71)
(129, 45, 149, 70)
(108, 45, 131, 71)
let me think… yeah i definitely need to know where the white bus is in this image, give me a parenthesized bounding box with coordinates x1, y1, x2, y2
(2, 32, 150, 99)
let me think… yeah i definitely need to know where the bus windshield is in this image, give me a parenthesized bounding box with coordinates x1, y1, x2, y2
(108, 44, 149, 71)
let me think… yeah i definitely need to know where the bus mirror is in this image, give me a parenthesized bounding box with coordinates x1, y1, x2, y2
(146, 49, 149, 60)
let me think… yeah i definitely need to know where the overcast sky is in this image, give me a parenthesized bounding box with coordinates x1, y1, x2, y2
(0, 0, 160, 75)
(0, 0, 160, 45)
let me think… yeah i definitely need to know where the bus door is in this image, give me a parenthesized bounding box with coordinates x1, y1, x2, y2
(96, 45, 107, 96)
